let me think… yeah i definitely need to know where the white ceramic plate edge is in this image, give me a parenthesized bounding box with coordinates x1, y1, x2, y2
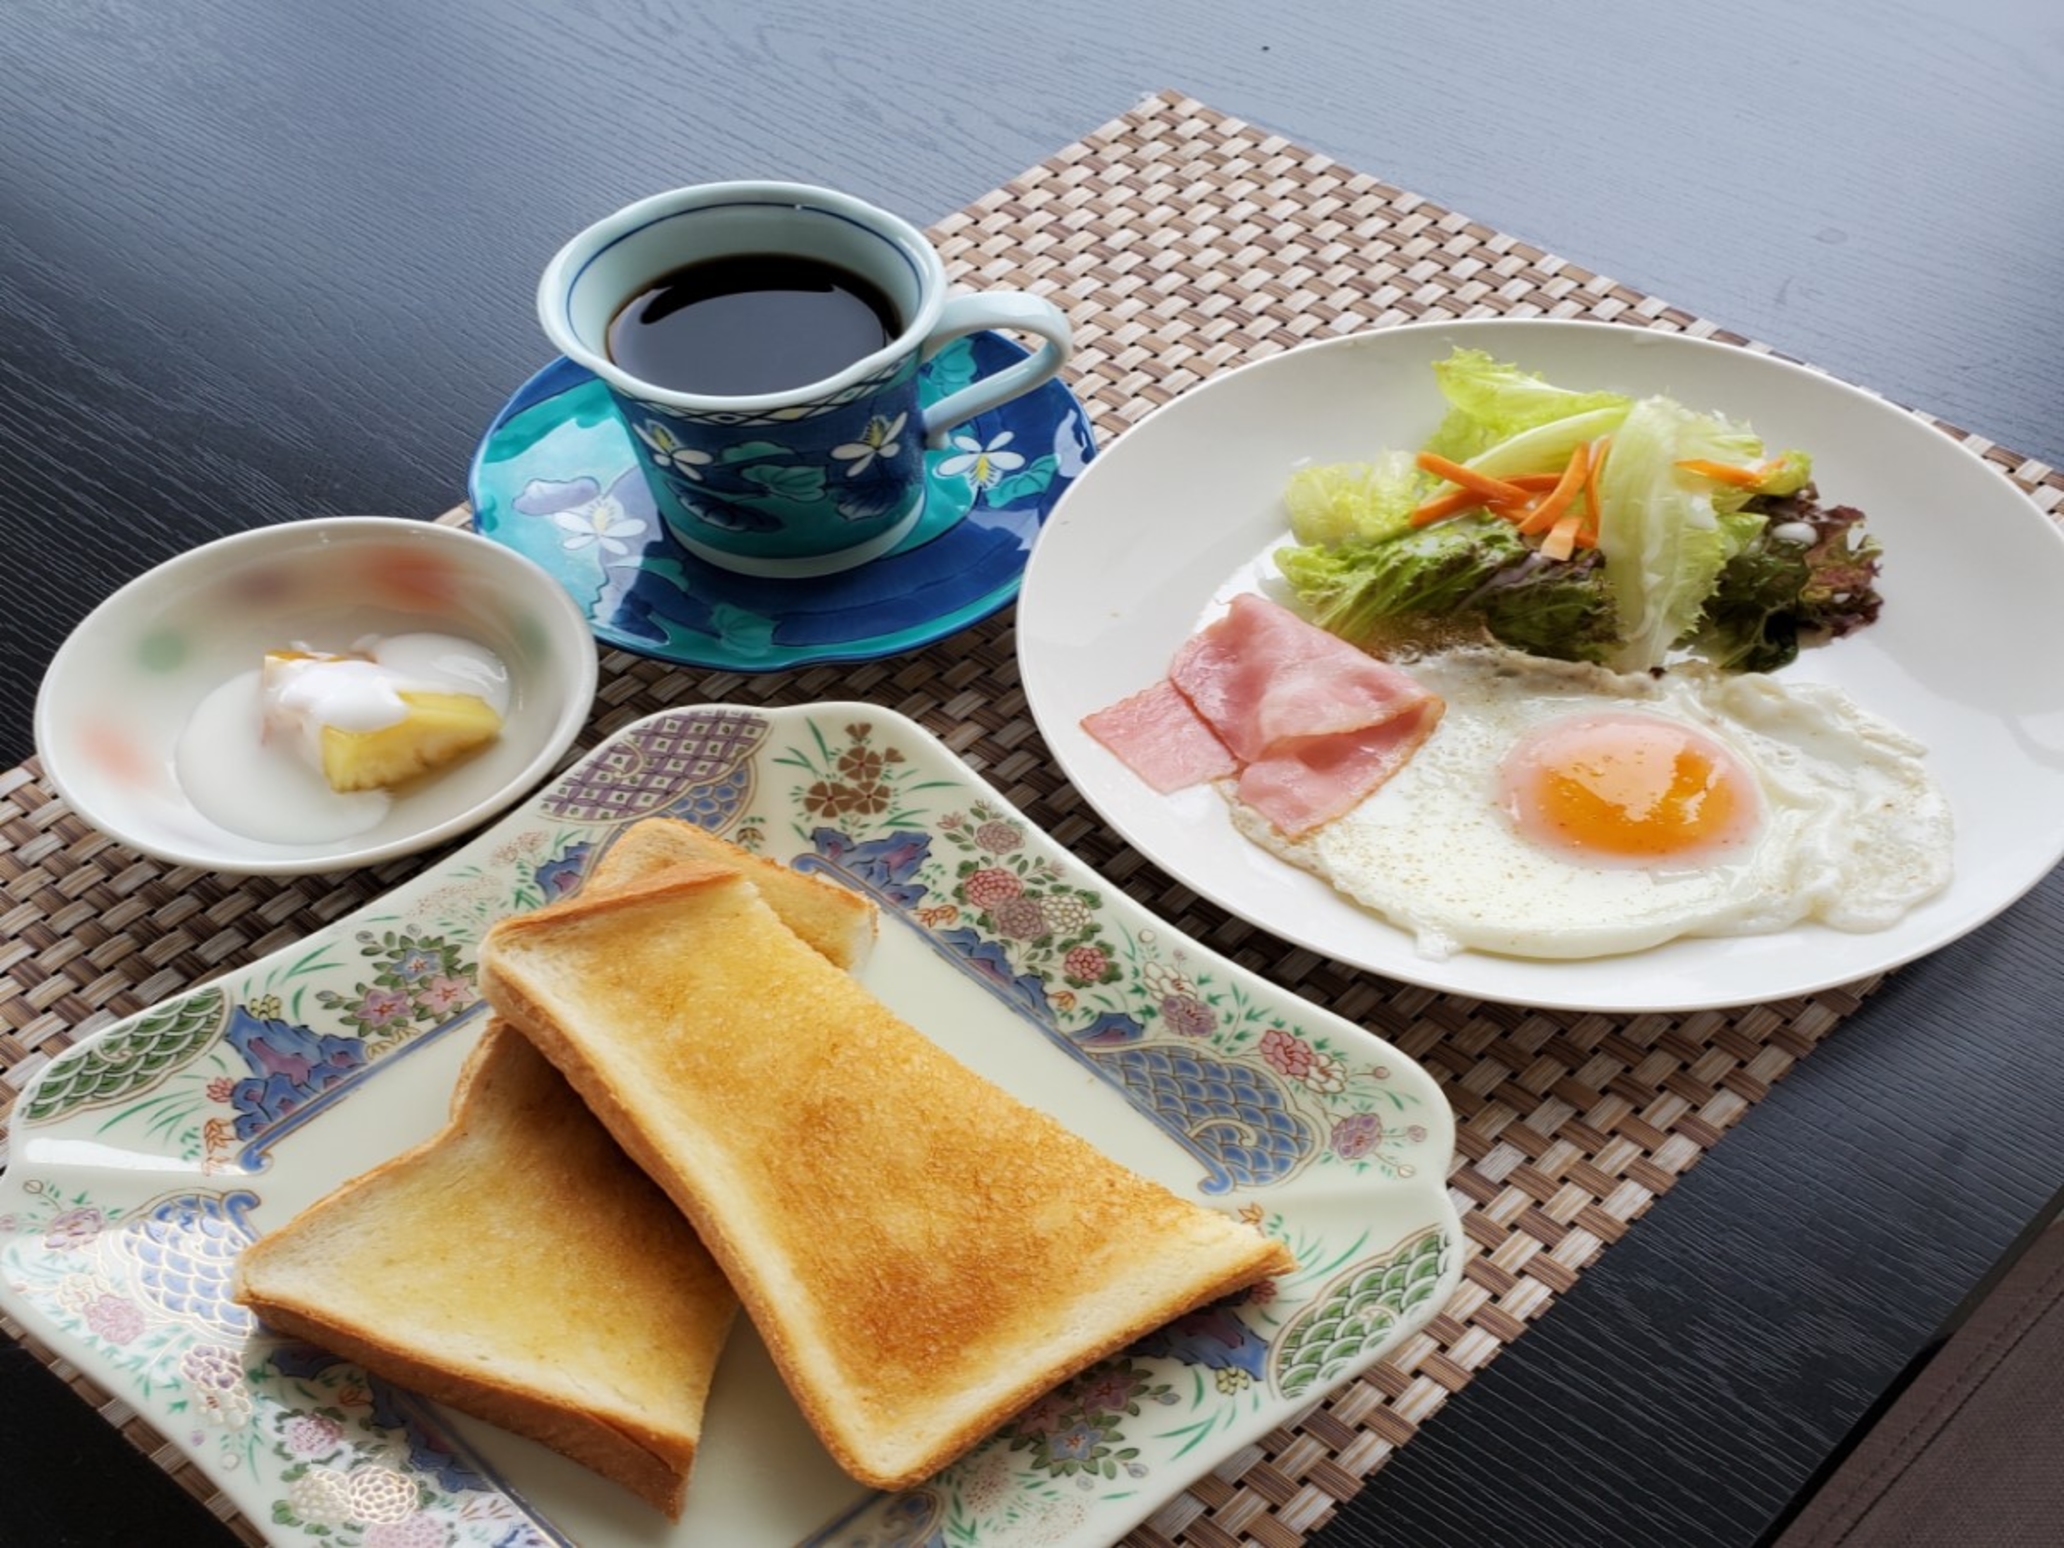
(1018, 318, 2064, 1012)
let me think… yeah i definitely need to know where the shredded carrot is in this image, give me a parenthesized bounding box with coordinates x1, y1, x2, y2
(1577, 437, 1612, 548)
(1514, 442, 1591, 535)
(1407, 442, 1613, 549)
(1540, 509, 1587, 562)
(1414, 451, 1530, 506)
(1675, 457, 1764, 488)
(1407, 487, 1487, 527)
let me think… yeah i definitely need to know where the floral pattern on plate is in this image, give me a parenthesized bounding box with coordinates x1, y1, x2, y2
(2, 1182, 559, 1548)
(1, 703, 1462, 1548)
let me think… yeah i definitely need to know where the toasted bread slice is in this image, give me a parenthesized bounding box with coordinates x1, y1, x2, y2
(229, 827, 879, 1515)
(232, 1021, 734, 1516)
(479, 863, 1297, 1491)
(588, 817, 875, 970)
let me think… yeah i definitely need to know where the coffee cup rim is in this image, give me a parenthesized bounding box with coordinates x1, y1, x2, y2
(536, 180, 948, 413)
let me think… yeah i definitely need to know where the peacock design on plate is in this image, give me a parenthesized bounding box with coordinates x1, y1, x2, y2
(100, 1191, 261, 1340)
(23, 987, 227, 1125)
(1270, 1226, 1450, 1397)
(1083, 1043, 1315, 1193)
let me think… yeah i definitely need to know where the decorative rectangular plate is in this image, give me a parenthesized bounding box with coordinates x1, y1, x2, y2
(0, 703, 1462, 1547)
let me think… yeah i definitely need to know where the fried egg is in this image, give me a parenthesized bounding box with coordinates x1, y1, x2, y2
(1234, 648, 1953, 960)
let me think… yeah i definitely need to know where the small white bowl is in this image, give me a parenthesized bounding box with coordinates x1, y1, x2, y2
(35, 517, 599, 874)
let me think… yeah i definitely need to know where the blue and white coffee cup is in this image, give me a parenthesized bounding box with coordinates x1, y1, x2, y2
(538, 181, 1073, 578)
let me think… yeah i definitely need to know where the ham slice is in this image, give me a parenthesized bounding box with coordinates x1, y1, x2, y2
(1083, 594, 1443, 836)
(1235, 712, 1441, 835)
(1081, 680, 1238, 793)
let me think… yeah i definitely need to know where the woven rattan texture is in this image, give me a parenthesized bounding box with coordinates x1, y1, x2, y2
(6, 89, 2061, 1546)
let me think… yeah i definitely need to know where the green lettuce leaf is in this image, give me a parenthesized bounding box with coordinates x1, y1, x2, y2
(1690, 494, 1883, 671)
(1753, 448, 1813, 498)
(1275, 516, 1618, 663)
(1689, 530, 1812, 672)
(1466, 404, 1629, 480)
(1272, 348, 1874, 676)
(1594, 395, 1770, 670)
(1421, 348, 1631, 465)
(1469, 546, 1621, 663)
(1283, 448, 1424, 546)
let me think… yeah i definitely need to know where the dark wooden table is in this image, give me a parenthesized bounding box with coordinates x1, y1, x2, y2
(5, 2, 2063, 1544)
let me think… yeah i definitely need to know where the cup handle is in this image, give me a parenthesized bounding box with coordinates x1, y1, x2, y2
(917, 293, 1073, 449)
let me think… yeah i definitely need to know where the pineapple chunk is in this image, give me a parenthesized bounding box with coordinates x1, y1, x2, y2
(318, 691, 503, 793)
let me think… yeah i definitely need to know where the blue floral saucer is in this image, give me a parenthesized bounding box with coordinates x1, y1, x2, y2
(467, 333, 1097, 670)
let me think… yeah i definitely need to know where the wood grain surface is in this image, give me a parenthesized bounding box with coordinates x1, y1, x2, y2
(4, 2, 2063, 1545)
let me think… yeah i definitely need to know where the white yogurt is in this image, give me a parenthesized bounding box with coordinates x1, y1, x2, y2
(174, 632, 509, 846)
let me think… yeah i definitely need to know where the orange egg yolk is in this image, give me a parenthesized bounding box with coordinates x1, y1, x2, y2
(1499, 713, 1760, 863)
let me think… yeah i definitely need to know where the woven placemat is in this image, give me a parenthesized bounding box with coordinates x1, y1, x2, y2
(6, 89, 2061, 1548)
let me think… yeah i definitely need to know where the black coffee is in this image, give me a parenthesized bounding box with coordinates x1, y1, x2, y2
(605, 254, 902, 396)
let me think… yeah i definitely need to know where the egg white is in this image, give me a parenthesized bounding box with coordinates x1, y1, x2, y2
(1233, 648, 1954, 961)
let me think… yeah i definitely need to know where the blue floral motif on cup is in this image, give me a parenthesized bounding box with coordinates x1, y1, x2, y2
(612, 353, 929, 560)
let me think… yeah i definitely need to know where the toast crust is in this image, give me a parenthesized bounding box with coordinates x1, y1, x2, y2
(588, 818, 877, 970)
(481, 870, 1295, 1490)
(230, 829, 880, 1516)
(233, 1023, 737, 1516)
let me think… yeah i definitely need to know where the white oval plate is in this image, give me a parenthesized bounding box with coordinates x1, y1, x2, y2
(1019, 318, 2064, 1012)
